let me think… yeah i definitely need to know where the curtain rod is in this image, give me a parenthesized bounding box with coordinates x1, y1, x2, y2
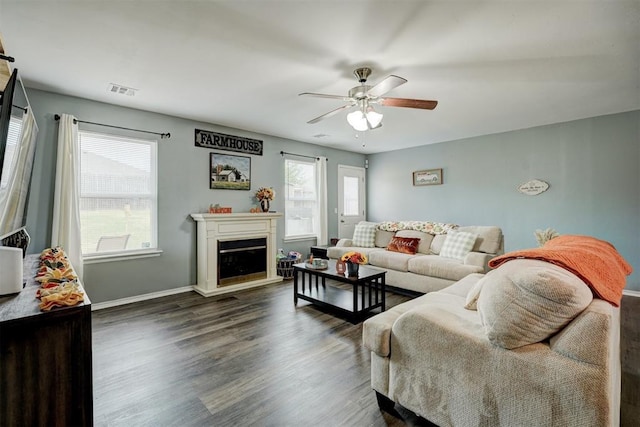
(54, 114, 171, 139)
(280, 151, 327, 161)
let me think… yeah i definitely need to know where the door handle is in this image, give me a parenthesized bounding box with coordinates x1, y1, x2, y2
(340, 220, 345, 223)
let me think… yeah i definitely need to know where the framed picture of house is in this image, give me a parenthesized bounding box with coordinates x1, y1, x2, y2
(210, 152, 251, 190)
(413, 168, 443, 186)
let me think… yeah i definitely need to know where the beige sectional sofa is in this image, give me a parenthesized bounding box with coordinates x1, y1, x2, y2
(363, 270, 621, 426)
(362, 234, 633, 426)
(327, 221, 504, 294)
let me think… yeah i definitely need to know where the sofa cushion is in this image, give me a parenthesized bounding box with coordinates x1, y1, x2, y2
(477, 259, 593, 349)
(387, 236, 420, 255)
(375, 230, 395, 248)
(396, 230, 434, 254)
(458, 225, 503, 254)
(326, 246, 383, 261)
(352, 222, 377, 247)
(439, 230, 478, 260)
(407, 255, 484, 281)
(368, 250, 419, 272)
(430, 234, 447, 254)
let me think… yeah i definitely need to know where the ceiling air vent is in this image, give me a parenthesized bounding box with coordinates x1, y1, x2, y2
(107, 83, 137, 96)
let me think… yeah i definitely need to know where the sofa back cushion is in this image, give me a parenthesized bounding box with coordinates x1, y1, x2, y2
(352, 222, 377, 248)
(430, 234, 447, 254)
(375, 230, 395, 248)
(439, 230, 478, 260)
(387, 236, 421, 255)
(396, 230, 434, 254)
(477, 259, 593, 349)
(457, 225, 503, 254)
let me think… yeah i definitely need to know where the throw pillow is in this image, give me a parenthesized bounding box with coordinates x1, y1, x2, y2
(387, 236, 420, 255)
(439, 230, 478, 260)
(464, 274, 489, 310)
(352, 222, 377, 248)
(396, 230, 434, 254)
(477, 259, 593, 349)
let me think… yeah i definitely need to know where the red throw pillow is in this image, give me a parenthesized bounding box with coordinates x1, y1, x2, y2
(387, 236, 421, 255)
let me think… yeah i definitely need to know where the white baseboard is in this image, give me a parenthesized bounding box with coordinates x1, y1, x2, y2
(91, 285, 194, 311)
(623, 289, 640, 298)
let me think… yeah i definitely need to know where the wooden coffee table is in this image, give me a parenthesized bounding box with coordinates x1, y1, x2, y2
(293, 260, 386, 323)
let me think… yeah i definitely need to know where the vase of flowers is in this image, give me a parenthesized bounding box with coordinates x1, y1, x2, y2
(340, 251, 368, 277)
(255, 187, 275, 212)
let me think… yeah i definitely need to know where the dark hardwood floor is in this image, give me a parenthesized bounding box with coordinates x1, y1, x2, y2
(92, 283, 639, 426)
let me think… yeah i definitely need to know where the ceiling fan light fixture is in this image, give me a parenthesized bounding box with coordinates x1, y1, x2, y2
(365, 107, 383, 129)
(347, 104, 383, 131)
(347, 109, 368, 132)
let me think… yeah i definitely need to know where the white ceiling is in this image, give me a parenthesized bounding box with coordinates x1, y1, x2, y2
(1, 1, 638, 154)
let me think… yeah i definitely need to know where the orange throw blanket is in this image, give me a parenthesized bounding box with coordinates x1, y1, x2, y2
(489, 235, 632, 306)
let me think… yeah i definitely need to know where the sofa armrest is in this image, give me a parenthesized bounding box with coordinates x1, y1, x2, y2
(335, 238, 353, 247)
(549, 299, 619, 366)
(363, 311, 397, 357)
(363, 295, 433, 357)
(464, 252, 494, 272)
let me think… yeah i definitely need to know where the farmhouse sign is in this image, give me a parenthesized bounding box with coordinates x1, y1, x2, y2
(195, 129, 263, 156)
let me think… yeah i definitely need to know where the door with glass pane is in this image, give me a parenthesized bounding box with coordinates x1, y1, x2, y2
(338, 165, 366, 239)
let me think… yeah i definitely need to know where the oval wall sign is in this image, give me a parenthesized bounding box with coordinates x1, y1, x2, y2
(518, 179, 550, 196)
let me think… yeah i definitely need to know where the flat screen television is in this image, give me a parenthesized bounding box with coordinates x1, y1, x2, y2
(0, 68, 18, 182)
(0, 68, 36, 256)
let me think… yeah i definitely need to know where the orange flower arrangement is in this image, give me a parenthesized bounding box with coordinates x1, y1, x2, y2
(255, 187, 275, 201)
(341, 251, 368, 264)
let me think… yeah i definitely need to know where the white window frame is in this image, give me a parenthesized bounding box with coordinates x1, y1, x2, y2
(284, 157, 319, 241)
(78, 130, 160, 263)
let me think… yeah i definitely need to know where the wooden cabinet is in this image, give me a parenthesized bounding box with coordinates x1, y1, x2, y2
(0, 255, 93, 427)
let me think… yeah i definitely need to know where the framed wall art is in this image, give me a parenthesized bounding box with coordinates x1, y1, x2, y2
(210, 153, 251, 190)
(413, 168, 443, 186)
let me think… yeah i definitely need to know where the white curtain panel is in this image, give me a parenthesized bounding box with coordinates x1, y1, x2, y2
(0, 109, 38, 236)
(51, 114, 83, 279)
(316, 156, 328, 245)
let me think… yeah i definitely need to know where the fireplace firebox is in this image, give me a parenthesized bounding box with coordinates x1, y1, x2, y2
(218, 238, 267, 287)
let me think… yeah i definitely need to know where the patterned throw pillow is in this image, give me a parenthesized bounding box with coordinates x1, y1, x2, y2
(352, 222, 377, 248)
(387, 237, 421, 255)
(439, 230, 478, 260)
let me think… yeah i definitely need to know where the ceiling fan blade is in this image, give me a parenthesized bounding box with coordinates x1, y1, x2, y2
(307, 104, 352, 124)
(367, 75, 407, 97)
(379, 97, 438, 110)
(299, 92, 350, 101)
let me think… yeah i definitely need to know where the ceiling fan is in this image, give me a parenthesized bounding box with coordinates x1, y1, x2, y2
(299, 67, 438, 132)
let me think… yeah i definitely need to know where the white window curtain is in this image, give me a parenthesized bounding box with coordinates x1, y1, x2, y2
(316, 156, 328, 245)
(0, 109, 38, 236)
(51, 114, 83, 279)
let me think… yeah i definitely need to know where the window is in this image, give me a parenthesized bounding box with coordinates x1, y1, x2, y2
(284, 158, 318, 239)
(79, 131, 157, 255)
(0, 116, 23, 190)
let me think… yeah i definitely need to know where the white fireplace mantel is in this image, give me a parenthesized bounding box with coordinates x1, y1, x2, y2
(190, 213, 283, 297)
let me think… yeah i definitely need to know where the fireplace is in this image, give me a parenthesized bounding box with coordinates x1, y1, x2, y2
(191, 212, 283, 296)
(218, 237, 267, 287)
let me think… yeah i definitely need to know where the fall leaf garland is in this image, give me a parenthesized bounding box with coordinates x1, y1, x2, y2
(36, 247, 84, 311)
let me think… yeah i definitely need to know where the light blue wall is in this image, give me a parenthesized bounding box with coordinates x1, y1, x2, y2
(25, 89, 365, 303)
(367, 110, 640, 291)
